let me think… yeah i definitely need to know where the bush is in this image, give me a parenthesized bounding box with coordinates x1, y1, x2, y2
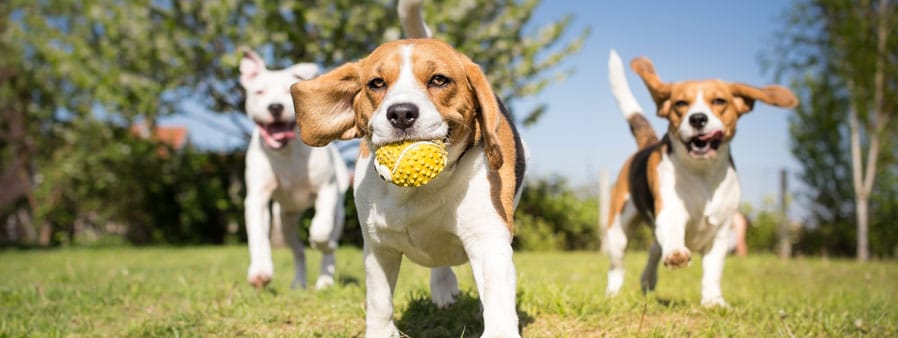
(740, 198, 782, 253)
(514, 175, 600, 251)
(34, 121, 245, 245)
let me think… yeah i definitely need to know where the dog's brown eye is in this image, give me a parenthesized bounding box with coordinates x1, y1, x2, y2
(711, 98, 726, 106)
(674, 100, 689, 108)
(255, 89, 265, 95)
(429, 74, 449, 88)
(368, 78, 386, 90)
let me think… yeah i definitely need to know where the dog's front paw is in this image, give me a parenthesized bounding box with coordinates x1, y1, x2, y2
(662, 248, 692, 269)
(315, 275, 335, 290)
(480, 329, 521, 338)
(701, 296, 729, 308)
(248, 274, 272, 289)
(605, 268, 624, 297)
(365, 322, 400, 338)
(247, 263, 274, 289)
(431, 284, 459, 308)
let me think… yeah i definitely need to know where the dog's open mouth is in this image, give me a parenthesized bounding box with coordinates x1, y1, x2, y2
(258, 121, 296, 149)
(687, 131, 724, 157)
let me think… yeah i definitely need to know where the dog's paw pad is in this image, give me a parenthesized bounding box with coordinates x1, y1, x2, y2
(663, 249, 692, 269)
(315, 275, 334, 290)
(248, 274, 272, 289)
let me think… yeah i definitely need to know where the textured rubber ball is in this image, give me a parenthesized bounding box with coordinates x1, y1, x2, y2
(374, 140, 448, 187)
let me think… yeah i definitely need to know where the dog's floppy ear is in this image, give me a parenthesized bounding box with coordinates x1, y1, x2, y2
(463, 57, 504, 171)
(630, 57, 672, 117)
(729, 83, 799, 115)
(239, 48, 266, 86)
(290, 62, 363, 147)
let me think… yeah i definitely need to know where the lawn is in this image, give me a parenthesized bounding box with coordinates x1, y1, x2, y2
(1, 246, 895, 337)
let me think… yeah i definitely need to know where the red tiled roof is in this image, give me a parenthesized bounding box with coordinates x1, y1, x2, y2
(130, 123, 189, 149)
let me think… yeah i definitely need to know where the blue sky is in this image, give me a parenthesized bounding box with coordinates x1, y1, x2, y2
(512, 0, 800, 211)
(164, 0, 800, 214)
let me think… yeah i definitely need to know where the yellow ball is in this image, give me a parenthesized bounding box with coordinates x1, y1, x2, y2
(374, 140, 448, 187)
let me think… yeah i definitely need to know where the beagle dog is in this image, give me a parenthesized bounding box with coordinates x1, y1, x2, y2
(604, 50, 797, 306)
(291, 38, 527, 337)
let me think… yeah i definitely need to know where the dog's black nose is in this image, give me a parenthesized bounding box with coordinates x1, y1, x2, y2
(268, 103, 285, 117)
(689, 113, 708, 129)
(387, 103, 419, 130)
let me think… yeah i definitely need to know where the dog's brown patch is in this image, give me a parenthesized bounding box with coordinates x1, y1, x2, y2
(486, 106, 522, 231)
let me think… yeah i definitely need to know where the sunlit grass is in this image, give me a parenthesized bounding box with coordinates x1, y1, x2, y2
(1, 246, 895, 337)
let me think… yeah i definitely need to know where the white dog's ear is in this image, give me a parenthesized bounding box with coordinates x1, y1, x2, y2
(239, 48, 266, 86)
(289, 63, 319, 81)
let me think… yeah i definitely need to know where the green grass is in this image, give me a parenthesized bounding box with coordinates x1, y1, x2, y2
(1, 246, 896, 337)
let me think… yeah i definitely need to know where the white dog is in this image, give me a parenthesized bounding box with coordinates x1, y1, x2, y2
(239, 48, 350, 290)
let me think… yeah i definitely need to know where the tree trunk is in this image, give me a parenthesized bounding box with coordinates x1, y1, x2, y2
(856, 195, 870, 260)
(848, 94, 869, 261)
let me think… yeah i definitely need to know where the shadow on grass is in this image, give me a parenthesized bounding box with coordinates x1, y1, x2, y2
(396, 290, 533, 337)
(652, 296, 689, 308)
(337, 275, 360, 287)
(254, 275, 359, 296)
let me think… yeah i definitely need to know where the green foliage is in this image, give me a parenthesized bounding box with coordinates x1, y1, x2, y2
(2, 0, 587, 245)
(514, 176, 599, 251)
(2, 246, 897, 336)
(33, 121, 244, 245)
(8, 0, 586, 124)
(740, 199, 784, 253)
(766, 0, 898, 257)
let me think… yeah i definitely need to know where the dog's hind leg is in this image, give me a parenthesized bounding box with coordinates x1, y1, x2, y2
(309, 182, 344, 290)
(700, 225, 731, 307)
(279, 206, 307, 289)
(430, 266, 459, 308)
(641, 240, 662, 293)
(606, 200, 636, 297)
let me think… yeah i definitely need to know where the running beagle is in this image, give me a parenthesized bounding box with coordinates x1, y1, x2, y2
(604, 50, 797, 306)
(291, 38, 527, 337)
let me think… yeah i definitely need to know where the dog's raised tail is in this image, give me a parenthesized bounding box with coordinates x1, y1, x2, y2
(609, 49, 657, 149)
(398, 0, 432, 38)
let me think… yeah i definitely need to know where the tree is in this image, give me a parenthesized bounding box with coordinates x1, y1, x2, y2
(3, 0, 587, 244)
(768, 0, 898, 260)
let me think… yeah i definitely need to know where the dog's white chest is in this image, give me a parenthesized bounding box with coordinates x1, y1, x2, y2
(657, 153, 741, 252)
(353, 152, 499, 267)
(247, 132, 344, 211)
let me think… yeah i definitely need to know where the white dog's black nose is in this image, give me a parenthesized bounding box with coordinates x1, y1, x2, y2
(689, 113, 708, 129)
(387, 103, 419, 130)
(268, 103, 285, 117)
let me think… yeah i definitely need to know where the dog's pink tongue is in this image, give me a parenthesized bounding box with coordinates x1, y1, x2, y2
(267, 127, 296, 142)
(259, 123, 296, 148)
(699, 131, 723, 141)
